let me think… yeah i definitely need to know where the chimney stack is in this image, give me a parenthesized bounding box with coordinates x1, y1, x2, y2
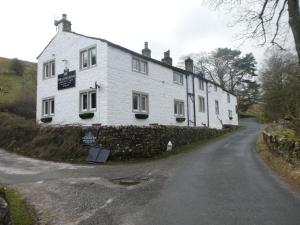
(185, 57, 194, 72)
(142, 42, 151, 57)
(54, 14, 72, 32)
(161, 50, 172, 66)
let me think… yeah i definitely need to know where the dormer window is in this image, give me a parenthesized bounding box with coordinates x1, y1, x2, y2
(43, 60, 55, 79)
(80, 46, 97, 70)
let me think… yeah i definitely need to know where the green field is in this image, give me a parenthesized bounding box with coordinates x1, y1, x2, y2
(0, 57, 37, 103)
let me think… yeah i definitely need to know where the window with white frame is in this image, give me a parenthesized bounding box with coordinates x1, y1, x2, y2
(215, 100, 219, 115)
(132, 92, 149, 113)
(42, 98, 55, 117)
(132, 57, 148, 74)
(173, 72, 184, 85)
(174, 100, 184, 117)
(80, 90, 97, 112)
(80, 46, 97, 69)
(43, 60, 55, 79)
(214, 84, 218, 92)
(199, 79, 204, 90)
(228, 110, 232, 118)
(227, 93, 230, 103)
(199, 96, 205, 112)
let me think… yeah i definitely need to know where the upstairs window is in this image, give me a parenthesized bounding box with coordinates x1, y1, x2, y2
(214, 84, 218, 92)
(80, 46, 97, 70)
(132, 91, 149, 113)
(174, 100, 184, 117)
(199, 79, 204, 90)
(42, 98, 55, 117)
(132, 57, 148, 74)
(173, 72, 184, 85)
(215, 100, 219, 115)
(80, 90, 97, 112)
(199, 96, 205, 113)
(227, 93, 231, 103)
(43, 60, 55, 79)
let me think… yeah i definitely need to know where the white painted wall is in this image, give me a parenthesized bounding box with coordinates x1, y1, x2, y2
(36, 31, 108, 125)
(36, 31, 238, 129)
(106, 46, 188, 126)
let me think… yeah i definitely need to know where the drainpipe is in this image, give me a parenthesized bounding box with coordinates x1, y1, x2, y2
(206, 80, 209, 128)
(185, 74, 189, 127)
(192, 75, 196, 127)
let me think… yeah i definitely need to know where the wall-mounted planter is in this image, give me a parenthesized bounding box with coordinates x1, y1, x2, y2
(41, 117, 52, 123)
(229, 116, 233, 120)
(79, 112, 94, 119)
(176, 117, 186, 122)
(135, 114, 149, 119)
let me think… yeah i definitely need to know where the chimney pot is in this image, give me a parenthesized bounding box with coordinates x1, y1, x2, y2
(185, 57, 194, 72)
(142, 41, 151, 57)
(161, 50, 172, 66)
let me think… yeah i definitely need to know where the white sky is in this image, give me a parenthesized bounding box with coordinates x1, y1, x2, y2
(0, 0, 288, 67)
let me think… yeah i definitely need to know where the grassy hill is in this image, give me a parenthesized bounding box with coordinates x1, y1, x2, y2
(0, 57, 37, 103)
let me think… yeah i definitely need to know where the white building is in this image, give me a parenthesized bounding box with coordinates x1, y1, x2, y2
(36, 14, 238, 129)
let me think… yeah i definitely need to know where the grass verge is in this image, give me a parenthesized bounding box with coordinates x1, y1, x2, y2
(256, 133, 300, 192)
(0, 185, 37, 225)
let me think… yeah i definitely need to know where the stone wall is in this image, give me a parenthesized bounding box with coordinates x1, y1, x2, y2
(262, 127, 300, 162)
(0, 188, 12, 225)
(97, 125, 238, 159)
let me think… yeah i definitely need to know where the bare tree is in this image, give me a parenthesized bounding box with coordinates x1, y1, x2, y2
(209, 0, 300, 64)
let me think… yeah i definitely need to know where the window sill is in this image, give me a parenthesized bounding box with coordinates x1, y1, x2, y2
(79, 112, 95, 119)
(41, 117, 52, 123)
(43, 76, 55, 80)
(176, 117, 186, 122)
(135, 113, 149, 119)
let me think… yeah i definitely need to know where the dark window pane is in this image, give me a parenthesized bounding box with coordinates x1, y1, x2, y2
(82, 93, 88, 110)
(90, 48, 96, 66)
(51, 99, 54, 114)
(133, 94, 139, 110)
(91, 92, 96, 109)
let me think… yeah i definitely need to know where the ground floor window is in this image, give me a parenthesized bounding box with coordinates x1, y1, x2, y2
(80, 90, 97, 112)
(132, 91, 149, 113)
(199, 96, 205, 112)
(228, 110, 232, 118)
(42, 98, 54, 117)
(174, 100, 184, 117)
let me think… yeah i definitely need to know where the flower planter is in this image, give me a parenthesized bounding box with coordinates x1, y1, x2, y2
(229, 116, 233, 120)
(135, 114, 149, 119)
(79, 112, 94, 119)
(176, 117, 186, 122)
(41, 117, 52, 123)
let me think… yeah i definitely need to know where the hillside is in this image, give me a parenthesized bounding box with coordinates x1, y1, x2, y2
(0, 57, 37, 103)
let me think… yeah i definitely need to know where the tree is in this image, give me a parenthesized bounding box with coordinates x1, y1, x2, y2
(261, 49, 300, 126)
(209, 0, 300, 64)
(10, 58, 24, 76)
(179, 48, 258, 112)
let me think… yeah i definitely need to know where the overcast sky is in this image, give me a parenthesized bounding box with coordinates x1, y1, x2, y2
(0, 0, 288, 67)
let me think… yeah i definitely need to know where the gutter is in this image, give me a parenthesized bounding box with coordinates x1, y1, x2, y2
(192, 75, 196, 126)
(206, 80, 210, 128)
(186, 74, 189, 127)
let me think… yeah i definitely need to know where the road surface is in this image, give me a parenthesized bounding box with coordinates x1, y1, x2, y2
(0, 118, 300, 225)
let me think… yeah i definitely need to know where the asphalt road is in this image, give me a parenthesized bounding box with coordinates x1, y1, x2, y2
(1, 118, 300, 225)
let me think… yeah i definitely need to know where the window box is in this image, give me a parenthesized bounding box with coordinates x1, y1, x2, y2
(41, 117, 52, 123)
(176, 117, 186, 122)
(79, 112, 94, 119)
(229, 116, 233, 120)
(135, 113, 149, 119)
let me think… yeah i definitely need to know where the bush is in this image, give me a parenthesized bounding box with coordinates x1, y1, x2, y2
(0, 95, 36, 119)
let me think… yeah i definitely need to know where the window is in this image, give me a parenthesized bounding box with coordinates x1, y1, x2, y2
(80, 47, 97, 69)
(199, 79, 204, 90)
(228, 110, 232, 118)
(173, 72, 184, 85)
(132, 92, 149, 113)
(215, 100, 219, 115)
(80, 90, 96, 112)
(132, 57, 148, 74)
(43, 60, 55, 79)
(227, 93, 230, 103)
(174, 100, 184, 117)
(199, 96, 205, 112)
(42, 98, 54, 117)
(214, 84, 218, 92)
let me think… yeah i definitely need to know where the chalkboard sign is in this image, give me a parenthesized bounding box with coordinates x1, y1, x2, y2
(81, 128, 98, 145)
(58, 70, 76, 90)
